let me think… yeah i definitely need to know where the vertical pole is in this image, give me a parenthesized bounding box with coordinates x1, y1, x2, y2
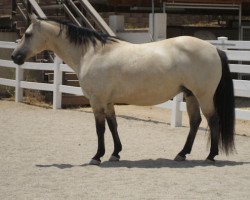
(163, 2, 166, 13)
(27, 1, 31, 24)
(152, 0, 155, 40)
(15, 65, 23, 102)
(12, 0, 17, 16)
(162, 2, 167, 39)
(239, 4, 242, 40)
(11, 0, 17, 29)
(53, 56, 63, 109)
(241, 26, 244, 41)
(171, 93, 183, 127)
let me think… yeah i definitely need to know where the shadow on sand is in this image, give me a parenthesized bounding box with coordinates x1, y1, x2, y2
(81, 110, 170, 125)
(100, 159, 249, 168)
(36, 158, 249, 169)
(74, 110, 212, 132)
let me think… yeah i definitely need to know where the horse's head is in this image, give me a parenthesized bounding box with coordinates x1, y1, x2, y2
(11, 15, 47, 65)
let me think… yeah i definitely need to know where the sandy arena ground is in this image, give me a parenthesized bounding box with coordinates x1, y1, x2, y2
(0, 100, 250, 200)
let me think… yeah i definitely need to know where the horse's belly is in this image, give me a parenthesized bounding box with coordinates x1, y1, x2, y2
(113, 84, 180, 106)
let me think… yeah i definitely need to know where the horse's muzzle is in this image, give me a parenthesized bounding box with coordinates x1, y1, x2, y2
(11, 54, 25, 65)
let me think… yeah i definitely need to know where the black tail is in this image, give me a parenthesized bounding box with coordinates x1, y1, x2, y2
(214, 49, 235, 155)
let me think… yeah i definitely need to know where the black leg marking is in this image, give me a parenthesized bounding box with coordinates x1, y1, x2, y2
(92, 113, 106, 163)
(107, 115, 122, 160)
(175, 93, 201, 161)
(106, 104, 122, 161)
(206, 114, 220, 161)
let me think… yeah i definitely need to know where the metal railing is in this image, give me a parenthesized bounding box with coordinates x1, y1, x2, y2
(60, 0, 115, 36)
(12, 0, 47, 24)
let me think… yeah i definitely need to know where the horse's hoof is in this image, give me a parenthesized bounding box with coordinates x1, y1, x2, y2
(109, 155, 120, 162)
(89, 159, 101, 165)
(174, 154, 186, 161)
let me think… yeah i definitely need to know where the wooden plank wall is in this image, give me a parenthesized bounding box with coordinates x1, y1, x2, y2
(0, 0, 12, 16)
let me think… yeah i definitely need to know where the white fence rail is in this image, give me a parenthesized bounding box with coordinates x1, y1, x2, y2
(0, 38, 250, 127)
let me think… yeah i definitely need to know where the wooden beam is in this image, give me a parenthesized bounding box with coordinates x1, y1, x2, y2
(63, 4, 82, 27)
(28, 0, 46, 18)
(67, 0, 95, 30)
(78, 0, 115, 36)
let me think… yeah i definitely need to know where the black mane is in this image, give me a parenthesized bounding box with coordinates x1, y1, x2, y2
(38, 18, 118, 46)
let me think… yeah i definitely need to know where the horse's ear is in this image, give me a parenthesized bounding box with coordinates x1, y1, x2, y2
(29, 13, 38, 23)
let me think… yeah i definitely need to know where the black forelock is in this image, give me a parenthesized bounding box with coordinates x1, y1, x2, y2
(37, 18, 118, 46)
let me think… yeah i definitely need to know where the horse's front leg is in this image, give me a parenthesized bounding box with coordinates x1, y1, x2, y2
(106, 103, 122, 162)
(89, 107, 106, 165)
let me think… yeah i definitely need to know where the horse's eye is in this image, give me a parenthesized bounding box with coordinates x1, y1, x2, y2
(25, 33, 32, 38)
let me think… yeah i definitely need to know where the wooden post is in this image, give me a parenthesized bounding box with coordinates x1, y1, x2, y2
(53, 56, 63, 109)
(12, 0, 17, 16)
(171, 93, 183, 127)
(15, 65, 23, 102)
(217, 36, 228, 50)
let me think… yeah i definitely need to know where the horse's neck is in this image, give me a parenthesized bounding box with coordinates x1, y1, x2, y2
(46, 29, 85, 74)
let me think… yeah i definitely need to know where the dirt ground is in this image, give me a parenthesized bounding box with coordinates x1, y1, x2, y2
(0, 100, 250, 200)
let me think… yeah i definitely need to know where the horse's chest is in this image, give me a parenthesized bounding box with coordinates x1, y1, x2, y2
(78, 81, 92, 99)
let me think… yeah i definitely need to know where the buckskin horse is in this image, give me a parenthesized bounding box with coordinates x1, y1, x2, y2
(11, 15, 235, 165)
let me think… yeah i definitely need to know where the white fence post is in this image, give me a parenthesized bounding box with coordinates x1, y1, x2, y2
(15, 65, 23, 102)
(53, 56, 63, 109)
(149, 13, 167, 41)
(171, 93, 183, 127)
(217, 36, 228, 50)
(109, 15, 124, 33)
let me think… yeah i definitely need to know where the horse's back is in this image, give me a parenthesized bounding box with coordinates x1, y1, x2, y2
(119, 37, 221, 104)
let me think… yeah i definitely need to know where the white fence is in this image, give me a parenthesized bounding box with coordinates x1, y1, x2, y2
(0, 37, 250, 127)
(0, 41, 82, 109)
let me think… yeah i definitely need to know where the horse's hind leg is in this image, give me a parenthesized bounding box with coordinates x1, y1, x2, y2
(105, 103, 122, 161)
(199, 96, 220, 162)
(174, 91, 201, 161)
(206, 113, 219, 161)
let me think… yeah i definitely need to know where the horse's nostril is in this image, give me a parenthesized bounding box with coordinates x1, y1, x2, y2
(17, 54, 22, 60)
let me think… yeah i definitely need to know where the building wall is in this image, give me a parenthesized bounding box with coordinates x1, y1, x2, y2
(107, 0, 248, 6)
(0, 0, 12, 16)
(101, 12, 240, 40)
(101, 12, 149, 28)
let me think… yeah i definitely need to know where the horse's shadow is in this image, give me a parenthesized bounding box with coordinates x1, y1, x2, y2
(36, 158, 249, 169)
(101, 159, 249, 168)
